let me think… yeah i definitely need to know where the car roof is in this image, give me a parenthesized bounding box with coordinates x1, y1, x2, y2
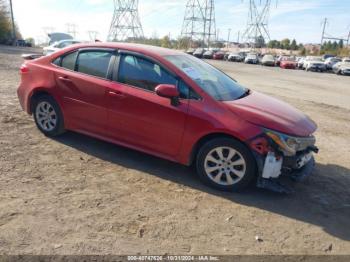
(56, 42, 185, 60)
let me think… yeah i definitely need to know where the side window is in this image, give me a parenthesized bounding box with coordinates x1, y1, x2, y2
(118, 55, 176, 91)
(61, 51, 78, 71)
(52, 57, 61, 66)
(178, 80, 201, 100)
(76, 51, 113, 78)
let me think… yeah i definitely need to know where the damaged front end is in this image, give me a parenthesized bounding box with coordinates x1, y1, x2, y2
(249, 129, 319, 193)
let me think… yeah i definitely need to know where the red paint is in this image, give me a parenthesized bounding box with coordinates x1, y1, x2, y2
(155, 84, 179, 98)
(17, 43, 317, 166)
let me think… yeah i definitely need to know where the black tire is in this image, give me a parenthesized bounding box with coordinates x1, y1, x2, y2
(32, 95, 65, 137)
(196, 138, 257, 191)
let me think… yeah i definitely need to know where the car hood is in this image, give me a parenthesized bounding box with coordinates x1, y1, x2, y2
(223, 91, 317, 137)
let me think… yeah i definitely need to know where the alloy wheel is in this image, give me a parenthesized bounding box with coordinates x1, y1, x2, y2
(204, 146, 247, 186)
(35, 101, 57, 132)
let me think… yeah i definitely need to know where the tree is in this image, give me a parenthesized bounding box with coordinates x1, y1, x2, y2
(25, 37, 35, 47)
(281, 38, 291, 50)
(160, 35, 171, 48)
(339, 39, 344, 49)
(0, 2, 21, 44)
(290, 39, 298, 50)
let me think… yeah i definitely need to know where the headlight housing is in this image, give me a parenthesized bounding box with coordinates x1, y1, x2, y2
(264, 129, 316, 156)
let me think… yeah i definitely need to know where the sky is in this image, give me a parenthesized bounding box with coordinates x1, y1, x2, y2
(12, 0, 350, 44)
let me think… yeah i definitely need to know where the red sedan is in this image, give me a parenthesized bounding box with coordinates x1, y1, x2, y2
(280, 57, 297, 69)
(17, 43, 318, 193)
(213, 51, 225, 60)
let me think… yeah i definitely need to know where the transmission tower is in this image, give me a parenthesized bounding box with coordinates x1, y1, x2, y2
(66, 23, 78, 38)
(107, 0, 144, 42)
(88, 30, 99, 41)
(242, 0, 275, 48)
(181, 0, 217, 48)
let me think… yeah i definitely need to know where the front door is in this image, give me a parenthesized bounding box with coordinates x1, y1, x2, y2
(106, 54, 189, 158)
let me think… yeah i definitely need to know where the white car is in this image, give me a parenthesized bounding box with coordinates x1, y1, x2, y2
(261, 54, 275, 66)
(324, 57, 342, 70)
(43, 39, 82, 55)
(244, 53, 259, 64)
(303, 56, 326, 72)
(333, 61, 350, 75)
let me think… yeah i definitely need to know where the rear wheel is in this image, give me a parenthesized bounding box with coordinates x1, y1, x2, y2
(33, 95, 65, 137)
(196, 138, 257, 191)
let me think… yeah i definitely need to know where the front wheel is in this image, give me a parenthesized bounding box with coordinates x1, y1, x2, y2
(33, 95, 65, 137)
(196, 138, 257, 191)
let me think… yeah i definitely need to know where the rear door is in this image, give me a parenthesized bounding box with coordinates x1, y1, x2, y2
(54, 48, 115, 135)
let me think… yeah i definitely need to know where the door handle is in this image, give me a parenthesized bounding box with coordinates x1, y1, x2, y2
(108, 90, 125, 98)
(58, 76, 72, 82)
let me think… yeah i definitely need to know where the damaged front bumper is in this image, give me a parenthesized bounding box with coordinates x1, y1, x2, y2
(256, 152, 316, 193)
(250, 134, 318, 193)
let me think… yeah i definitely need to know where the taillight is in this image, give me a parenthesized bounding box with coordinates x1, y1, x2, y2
(20, 64, 29, 73)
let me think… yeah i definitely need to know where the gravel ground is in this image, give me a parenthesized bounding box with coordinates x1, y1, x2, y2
(0, 46, 350, 255)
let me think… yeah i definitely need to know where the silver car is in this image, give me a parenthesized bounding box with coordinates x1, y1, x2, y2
(43, 39, 82, 55)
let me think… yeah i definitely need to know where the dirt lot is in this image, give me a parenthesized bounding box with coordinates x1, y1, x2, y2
(0, 46, 350, 255)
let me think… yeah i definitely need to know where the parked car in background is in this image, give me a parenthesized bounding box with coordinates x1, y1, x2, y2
(16, 39, 32, 47)
(342, 57, 350, 63)
(203, 50, 214, 59)
(333, 62, 350, 75)
(324, 57, 342, 70)
(43, 39, 82, 55)
(280, 57, 297, 69)
(193, 48, 205, 58)
(304, 57, 326, 72)
(322, 54, 335, 60)
(261, 54, 275, 66)
(297, 57, 305, 69)
(185, 48, 195, 55)
(275, 56, 289, 66)
(244, 53, 258, 64)
(227, 52, 244, 62)
(17, 42, 318, 193)
(213, 51, 225, 60)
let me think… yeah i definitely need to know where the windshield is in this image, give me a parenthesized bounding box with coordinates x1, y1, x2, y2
(165, 55, 247, 101)
(264, 55, 274, 60)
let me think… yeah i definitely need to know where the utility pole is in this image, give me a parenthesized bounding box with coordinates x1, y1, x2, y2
(9, 0, 16, 45)
(237, 30, 240, 43)
(321, 18, 328, 45)
(226, 28, 231, 50)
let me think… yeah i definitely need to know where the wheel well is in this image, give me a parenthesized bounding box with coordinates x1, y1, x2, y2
(29, 90, 51, 113)
(189, 133, 246, 166)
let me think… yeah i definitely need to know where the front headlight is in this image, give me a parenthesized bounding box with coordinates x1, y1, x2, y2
(264, 129, 315, 156)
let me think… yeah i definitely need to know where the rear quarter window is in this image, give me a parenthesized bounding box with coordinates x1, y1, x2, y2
(61, 51, 78, 71)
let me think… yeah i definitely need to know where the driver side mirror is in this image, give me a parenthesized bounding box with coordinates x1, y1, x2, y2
(155, 84, 180, 106)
